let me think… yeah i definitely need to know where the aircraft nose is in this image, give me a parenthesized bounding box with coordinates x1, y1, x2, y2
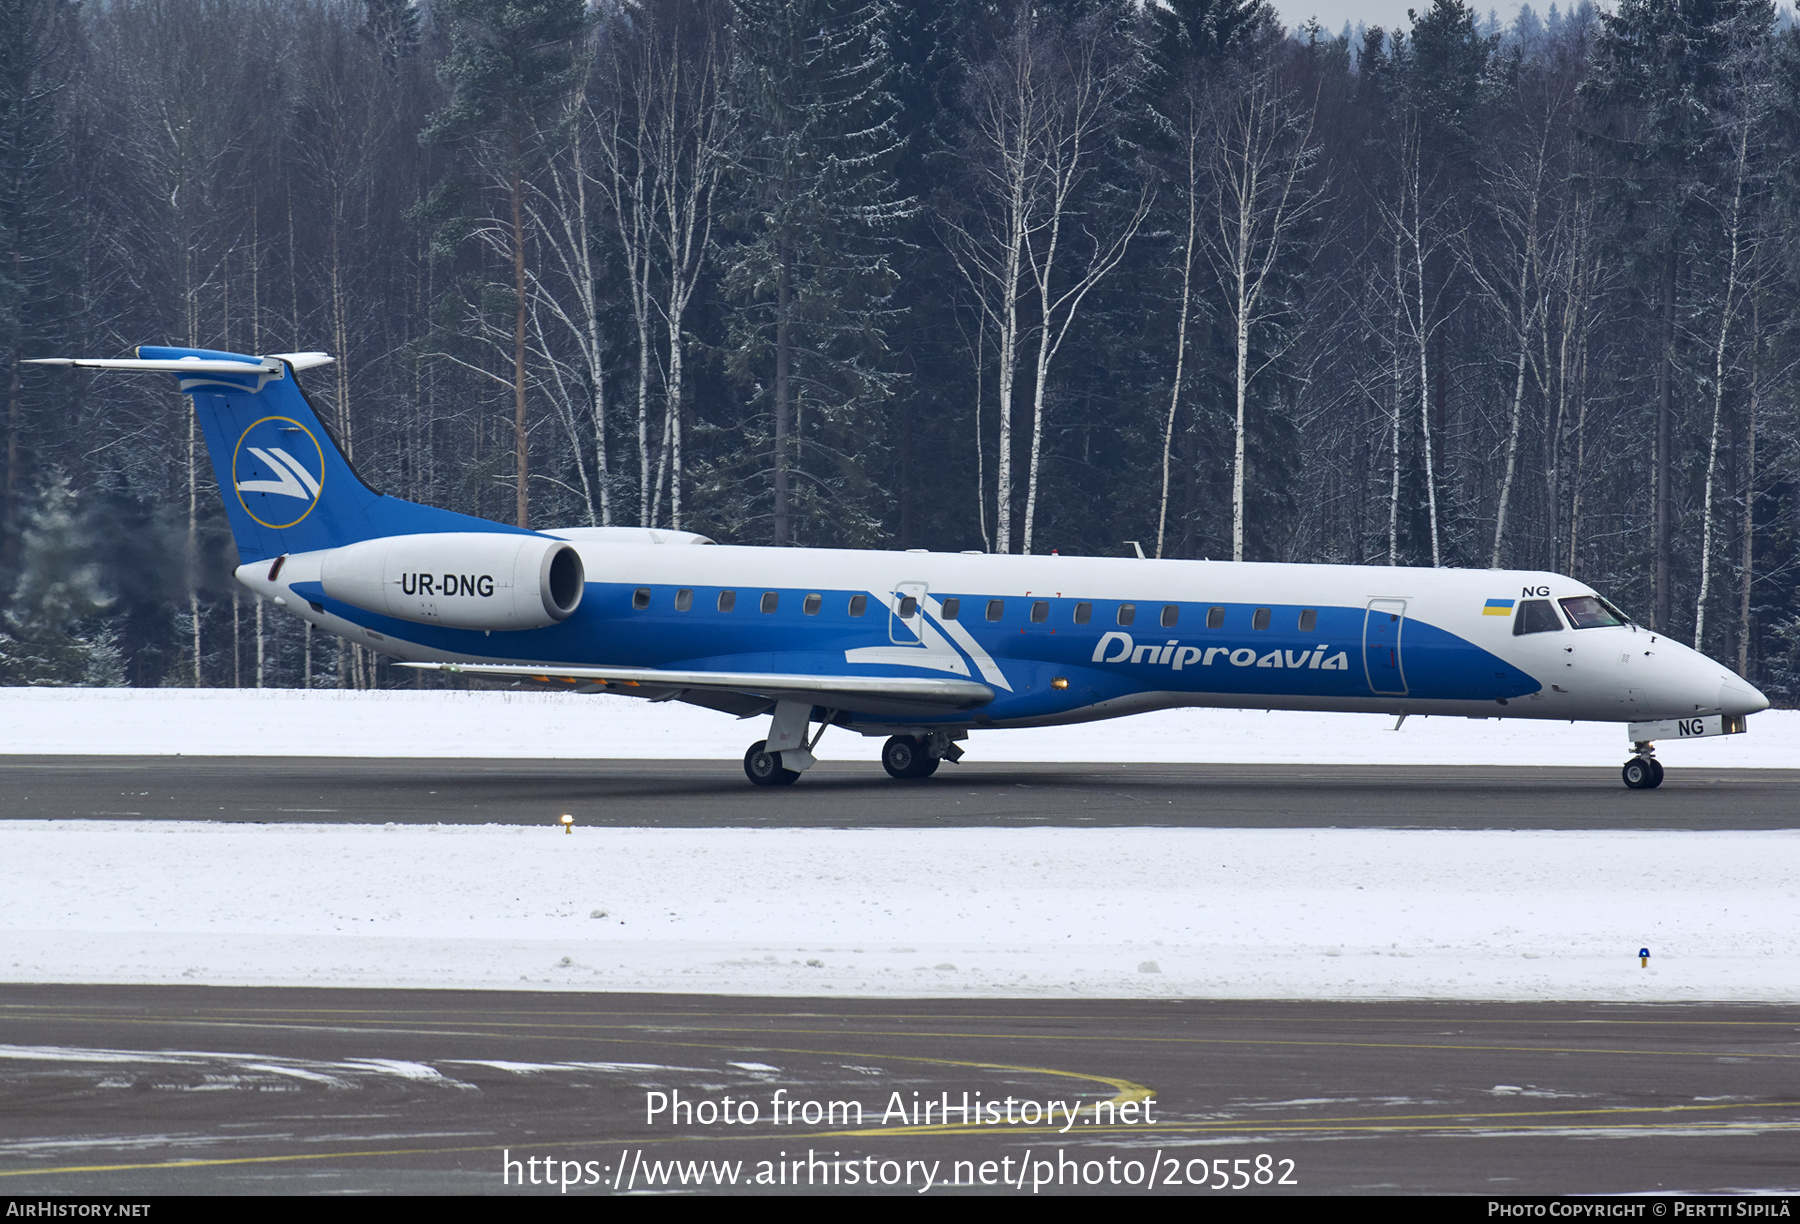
(1720, 676, 1770, 717)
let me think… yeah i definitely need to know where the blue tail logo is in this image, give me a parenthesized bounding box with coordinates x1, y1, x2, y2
(233, 417, 326, 528)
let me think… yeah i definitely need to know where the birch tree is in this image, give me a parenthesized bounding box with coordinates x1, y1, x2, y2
(1198, 55, 1323, 562)
(1694, 12, 1772, 653)
(590, 0, 729, 529)
(947, 1, 1149, 555)
(1467, 57, 1571, 568)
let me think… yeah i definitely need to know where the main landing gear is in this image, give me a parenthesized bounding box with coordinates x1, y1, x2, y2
(881, 735, 939, 779)
(741, 705, 968, 786)
(880, 732, 963, 780)
(1622, 742, 1664, 790)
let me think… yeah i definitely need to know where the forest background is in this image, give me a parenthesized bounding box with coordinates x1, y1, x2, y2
(3, 0, 1799, 702)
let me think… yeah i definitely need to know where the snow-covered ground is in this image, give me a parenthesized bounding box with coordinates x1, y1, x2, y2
(0, 685, 1793, 765)
(4, 821, 1795, 1001)
(2, 687, 1793, 1001)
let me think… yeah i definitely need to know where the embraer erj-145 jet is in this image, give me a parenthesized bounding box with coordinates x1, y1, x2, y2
(31, 347, 1769, 789)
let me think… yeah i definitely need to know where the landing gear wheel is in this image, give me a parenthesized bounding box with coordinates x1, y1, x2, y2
(881, 735, 939, 780)
(1622, 757, 1660, 790)
(744, 740, 800, 787)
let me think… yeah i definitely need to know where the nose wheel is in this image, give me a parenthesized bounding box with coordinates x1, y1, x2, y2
(1622, 755, 1664, 789)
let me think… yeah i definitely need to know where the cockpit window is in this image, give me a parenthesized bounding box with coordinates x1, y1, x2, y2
(1560, 595, 1628, 629)
(1512, 599, 1563, 635)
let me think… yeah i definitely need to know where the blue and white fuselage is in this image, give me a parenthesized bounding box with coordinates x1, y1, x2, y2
(31, 346, 1769, 788)
(239, 539, 1764, 730)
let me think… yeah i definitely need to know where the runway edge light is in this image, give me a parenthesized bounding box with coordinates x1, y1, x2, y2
(561, 813, 574, 835)
(1639, 947, 1650, 968)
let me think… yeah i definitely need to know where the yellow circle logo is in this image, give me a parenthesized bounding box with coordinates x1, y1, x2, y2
(232, 416, 326, 530)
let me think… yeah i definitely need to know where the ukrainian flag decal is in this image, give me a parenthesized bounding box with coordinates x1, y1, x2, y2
(1483, 598, 1515, 616)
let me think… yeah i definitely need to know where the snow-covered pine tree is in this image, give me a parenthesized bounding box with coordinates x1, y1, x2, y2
(716, 0, 910, 547)
(0, 472, 124, 686)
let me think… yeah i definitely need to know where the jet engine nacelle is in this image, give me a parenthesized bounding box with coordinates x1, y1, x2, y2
(319, 532, 584, 631)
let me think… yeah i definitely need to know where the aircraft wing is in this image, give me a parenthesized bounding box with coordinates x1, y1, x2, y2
(400, 662, 995, 717)
(25, 352, 334, 373)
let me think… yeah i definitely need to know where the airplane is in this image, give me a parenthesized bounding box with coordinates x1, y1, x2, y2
(28, 346, 1770, 790)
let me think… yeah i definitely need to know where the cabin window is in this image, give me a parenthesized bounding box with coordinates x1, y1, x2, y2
(1559, 596, 1626, 629)
(986, 599, 1005, 621)
(1073, 602, 1092, 625)
(1252, 607, 1271, 630)
(1161, 605, 1179, 628)
(1207, 606, 1225, 629)
(717, 590, 736, 612)
(942, 598, 960, 620)
(632, 588, 651, 610)
(803, 593, 822, 616)
(898, 595, 918, 618)
(849, 594, 866, 617)
(761, 591, 779, 614)
(1514, 599, 1564, 635)
(674, 589, 693, 612)
(1031, 600, 1048, 623)
(1298, 608, 1316, 633)
(1117, 603, 1136, 626)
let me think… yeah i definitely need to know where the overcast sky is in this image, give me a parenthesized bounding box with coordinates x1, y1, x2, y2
(1268, 0, 1525, 39)
(1268, 0, 1792, 42)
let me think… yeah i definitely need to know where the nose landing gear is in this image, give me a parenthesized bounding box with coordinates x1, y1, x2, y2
(1622, 742, 1664, 790)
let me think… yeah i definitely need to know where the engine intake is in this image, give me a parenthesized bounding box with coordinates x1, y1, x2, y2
(320, 532, 584, 631)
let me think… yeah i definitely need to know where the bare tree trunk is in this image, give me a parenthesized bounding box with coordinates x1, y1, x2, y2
(1155, 136, 1197, 559)
(773, 249, 792, 544)
(1388, 231, 1403, 565)
(1694, 121, 1749, 652)
(330, 222, 352, 456)
(185, 208, 202, 687)
(511, 160, 530, 529)
(1738, 295, 1758, 678)
(1491, 314, 1529, 567)
(1568, 317, 1590, 578)
(1412, 192, 1440, 568)
(994, 188, 1023, 553)
(1653, 244, 1674, 630)
(665, 296, 683, 530)
(974, 321, 990, 551)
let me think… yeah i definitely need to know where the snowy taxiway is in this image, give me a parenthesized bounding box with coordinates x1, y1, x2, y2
(1, 687, 1793, 1001)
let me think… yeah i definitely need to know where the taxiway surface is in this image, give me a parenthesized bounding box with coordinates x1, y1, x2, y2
(2, 986, 1797, 1195)
(8, 759, 1796, 1196)
(3, 757, 1798, 829)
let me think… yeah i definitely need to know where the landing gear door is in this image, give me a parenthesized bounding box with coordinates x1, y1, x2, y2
(890, 581, 928, 645)
(1364, 599, 1408, 696)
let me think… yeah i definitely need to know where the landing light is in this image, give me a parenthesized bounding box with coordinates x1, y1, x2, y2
(1052, 677, 1068, 690)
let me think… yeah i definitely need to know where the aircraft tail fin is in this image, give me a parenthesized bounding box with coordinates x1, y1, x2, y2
(29, 346, 526, 562)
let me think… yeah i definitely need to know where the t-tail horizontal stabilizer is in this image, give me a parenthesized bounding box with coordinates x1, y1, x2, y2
(26, 346, 529, 563)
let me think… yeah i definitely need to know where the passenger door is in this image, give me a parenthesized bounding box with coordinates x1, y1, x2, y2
(1364, 599, 1408, 695)
(890, 581, 928, 645)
